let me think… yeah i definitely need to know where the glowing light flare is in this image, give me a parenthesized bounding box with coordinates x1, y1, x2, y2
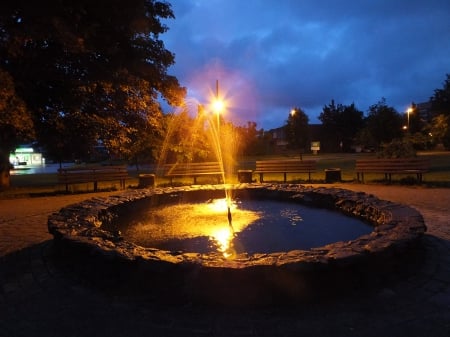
(212, 99, 225, 114)
(207, 198, 236, 213)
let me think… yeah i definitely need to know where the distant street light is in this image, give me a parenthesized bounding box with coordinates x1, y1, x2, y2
(407, 107, 413, 130)
(289, 108, 303, 160)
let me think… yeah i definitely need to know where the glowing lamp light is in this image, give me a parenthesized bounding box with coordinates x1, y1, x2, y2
(212, 99, 225, 114)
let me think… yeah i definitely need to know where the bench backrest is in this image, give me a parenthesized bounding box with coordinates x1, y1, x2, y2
(255, 160, 316, 171)
(355, 158, 430, 172)
(58, 166, 128, 181)
(163, 162, 223, 175)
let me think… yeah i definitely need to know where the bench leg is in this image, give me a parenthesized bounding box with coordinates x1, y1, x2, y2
(284, 173, 287, 183)
(259, 173, 264, 183)
(94, 181, 98, 192)
(358, 173, 365, 183)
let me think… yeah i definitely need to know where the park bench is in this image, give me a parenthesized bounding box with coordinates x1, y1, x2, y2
(162, 161, 224, 185)
(57, 165, 129, 192)
(253, 159, 317, 183)
(355, 158, 430, 183)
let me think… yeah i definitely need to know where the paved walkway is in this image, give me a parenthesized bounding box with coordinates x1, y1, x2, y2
(0, 184, 449, 337)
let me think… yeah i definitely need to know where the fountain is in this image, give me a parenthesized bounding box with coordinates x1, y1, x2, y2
(47, 83, 427, 305)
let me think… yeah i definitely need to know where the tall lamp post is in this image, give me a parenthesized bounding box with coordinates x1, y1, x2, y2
(407, 107, 413, 131)
(212, 79, 224, 130)
(289, 108, 303, 160)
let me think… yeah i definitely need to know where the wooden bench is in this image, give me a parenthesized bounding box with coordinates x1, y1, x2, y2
(162, 162, 224, 185)
(254, 160, 317, 183)
(355, 158, 430, 183)
(57, 165, 129, 192)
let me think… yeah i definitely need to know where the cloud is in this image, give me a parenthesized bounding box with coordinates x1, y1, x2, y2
(162, 0, 450, 129)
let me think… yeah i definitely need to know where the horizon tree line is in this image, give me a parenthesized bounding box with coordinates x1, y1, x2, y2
(0, 0, 449, 189)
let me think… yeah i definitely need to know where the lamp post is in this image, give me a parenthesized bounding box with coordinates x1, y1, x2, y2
(211, 80, 224, 132)
(289, 108, 303, 160)
(407, 107, 413, 131)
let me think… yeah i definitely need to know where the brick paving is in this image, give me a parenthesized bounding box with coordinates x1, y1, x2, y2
(0, 184, 449, 337)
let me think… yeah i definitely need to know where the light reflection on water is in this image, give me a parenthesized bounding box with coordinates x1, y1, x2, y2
(118, 199, 373, 257)
(121, 199, 260, 258)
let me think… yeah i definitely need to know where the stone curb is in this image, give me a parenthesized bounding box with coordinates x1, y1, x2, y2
(47, 183, 426, 274)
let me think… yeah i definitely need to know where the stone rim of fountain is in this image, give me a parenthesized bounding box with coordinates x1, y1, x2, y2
(47, 184, 427, 271)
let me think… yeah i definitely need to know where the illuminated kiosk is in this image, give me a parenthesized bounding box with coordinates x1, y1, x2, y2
(9, 146, 44, 167)
(48, 184, 426, 305)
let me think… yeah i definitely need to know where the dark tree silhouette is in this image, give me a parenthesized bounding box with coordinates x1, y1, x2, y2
(365, 98, 403, 149)
(286, 107, 309, 157)
(319, 99, 364, 152)
(0, 0, 185, 186)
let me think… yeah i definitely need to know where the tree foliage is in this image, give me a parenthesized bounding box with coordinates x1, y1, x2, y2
(159, 109, 210, 164)
(0, 69, 34, 171)
(0, 0, 185, 165)
(319, 100, 364, 152)
(286, 107, 309, 152)
(429, 74, 450, 149)
(430, 74, 450, 117)
(364, 98, 403, 149)
(235, 121, 262, 156)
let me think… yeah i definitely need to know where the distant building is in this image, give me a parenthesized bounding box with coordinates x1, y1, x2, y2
(415, 102, 433, 122)
(267, 124, 328, 153)
(269, 126, 289, 148)
(9, 146, 44, 166)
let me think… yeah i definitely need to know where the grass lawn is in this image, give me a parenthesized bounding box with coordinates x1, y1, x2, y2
(2, 151, 450, 198)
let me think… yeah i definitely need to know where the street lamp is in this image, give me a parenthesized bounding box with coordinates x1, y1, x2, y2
(289, 108, 303, 160)
(407, 107, 413, 130)
(211, 79, 224, 131)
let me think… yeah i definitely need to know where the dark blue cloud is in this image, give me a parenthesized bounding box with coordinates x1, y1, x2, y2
(162, 0, 450, 129)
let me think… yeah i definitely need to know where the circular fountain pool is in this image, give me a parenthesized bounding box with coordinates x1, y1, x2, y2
(48, 184, 426, 304)
(108, 198, 373, 256)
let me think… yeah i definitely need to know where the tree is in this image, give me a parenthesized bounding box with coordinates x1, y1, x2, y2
(429, 74, 450, 149)
(286, 107, 309, 157)
(364, 98, 403, 149)
(235, 121, 260, 156)
(0, 0, 185, 173)
(429, 114, 450, 149)
(319, 99, 364, 152)
(0, 69, 34, 188)
(430, 74, 450, 117)
(158, 108, 213, 164)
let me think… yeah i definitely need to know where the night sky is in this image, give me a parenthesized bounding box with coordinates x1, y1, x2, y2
(162, 0, 450, 129)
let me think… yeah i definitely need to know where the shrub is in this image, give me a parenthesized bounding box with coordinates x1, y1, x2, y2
(377, 138, 417, 158)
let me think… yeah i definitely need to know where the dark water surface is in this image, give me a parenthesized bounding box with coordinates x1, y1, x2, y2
(116, 199, 373, 255)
